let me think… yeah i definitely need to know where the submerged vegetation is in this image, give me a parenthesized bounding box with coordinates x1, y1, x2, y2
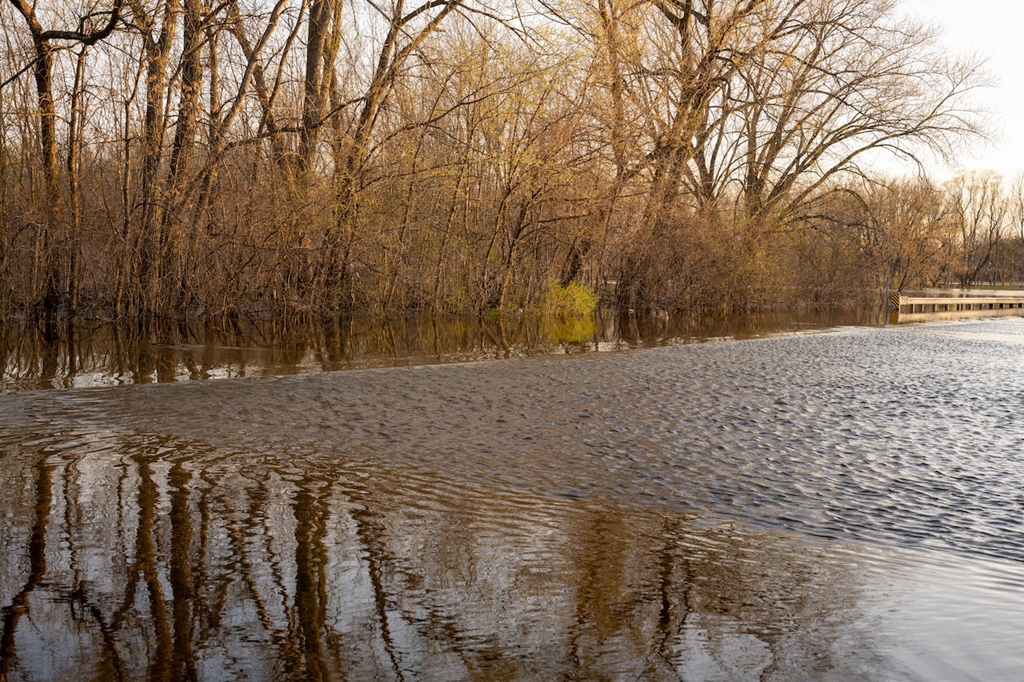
(0, 0, 1020, 320)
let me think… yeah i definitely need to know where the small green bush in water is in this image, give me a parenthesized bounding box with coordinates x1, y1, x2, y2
(538, 281, 599, 317)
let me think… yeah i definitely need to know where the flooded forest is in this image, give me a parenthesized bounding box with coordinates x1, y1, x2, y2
(2, 0, 1023, 320)
(5, 3, 1024, 680)
(4, 318, 1024, 679)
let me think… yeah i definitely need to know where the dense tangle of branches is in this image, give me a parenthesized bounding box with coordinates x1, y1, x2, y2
(0, 0, 1003, 319)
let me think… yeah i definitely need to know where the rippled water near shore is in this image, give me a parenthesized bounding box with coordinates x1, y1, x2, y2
(2, 316, 1023, 680)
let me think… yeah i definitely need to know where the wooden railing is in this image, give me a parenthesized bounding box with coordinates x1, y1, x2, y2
(890, 292, 1024, 324)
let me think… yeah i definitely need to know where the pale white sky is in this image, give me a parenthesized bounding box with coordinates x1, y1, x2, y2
(899, 0, 1024, 180)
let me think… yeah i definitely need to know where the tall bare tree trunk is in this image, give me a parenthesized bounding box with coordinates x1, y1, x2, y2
(299, 0, 331, 174)
(132, 0, 181, 313)
(23, 31, 61, 312)
(67, 47, 88, 314)
(162, 0, 204, 310)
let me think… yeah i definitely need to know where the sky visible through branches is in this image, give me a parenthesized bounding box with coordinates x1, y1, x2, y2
(901, 0, 1024, 178)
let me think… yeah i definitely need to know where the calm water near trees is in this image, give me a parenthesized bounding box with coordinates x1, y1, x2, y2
(2, 312, 1023, 680)
(1, 308, 881, 390)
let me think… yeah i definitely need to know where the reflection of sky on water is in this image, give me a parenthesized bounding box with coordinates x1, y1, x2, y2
(2, 318, 1023, 680)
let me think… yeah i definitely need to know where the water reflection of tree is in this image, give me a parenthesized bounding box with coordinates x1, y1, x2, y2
(293, 480, 331, 679)
(0, 458, 52, 681)
(0, 431, 872, 680)
(1, 310, 883, 390)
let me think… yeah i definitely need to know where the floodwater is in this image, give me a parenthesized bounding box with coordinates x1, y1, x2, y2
(2, 313, 1023, 680)
(0, 309, 880, 390)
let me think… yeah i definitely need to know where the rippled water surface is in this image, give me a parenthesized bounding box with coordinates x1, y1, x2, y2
(2, 317, 1023, 680)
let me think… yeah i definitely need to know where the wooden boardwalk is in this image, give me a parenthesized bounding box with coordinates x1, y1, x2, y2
(890, 292, 1024, 324)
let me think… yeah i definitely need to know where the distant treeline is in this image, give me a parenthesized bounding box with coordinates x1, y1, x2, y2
(0, 0, 1019, 319)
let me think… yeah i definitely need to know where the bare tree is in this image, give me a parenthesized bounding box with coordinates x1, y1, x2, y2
(0, 0, 996, 317)
(731, 0, 986, 221)
(126, 0, 181, 311)
(322, 0, 480, 305)
(300, 0, 332, 174)
(6, 0, 124, 311)
(823, 177, 951, 293)
(1008, 173, 1024, 245)
(946, 171, 1007, 287)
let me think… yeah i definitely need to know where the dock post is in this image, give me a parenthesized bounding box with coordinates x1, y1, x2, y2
(889, 291, 901, 325)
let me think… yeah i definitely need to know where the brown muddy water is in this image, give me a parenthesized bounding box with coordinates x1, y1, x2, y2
(0, 309, 879, 390)
(2, 312, 1024, 680)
